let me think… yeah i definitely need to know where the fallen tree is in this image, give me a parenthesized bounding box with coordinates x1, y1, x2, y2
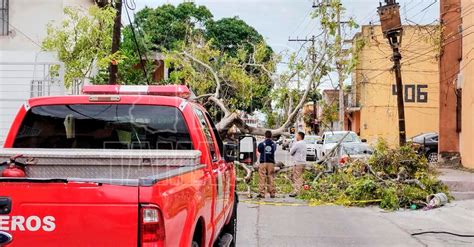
(236, 139, 451, 210)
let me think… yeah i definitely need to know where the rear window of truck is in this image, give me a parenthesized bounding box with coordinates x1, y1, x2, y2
(13, 104, 193, 150)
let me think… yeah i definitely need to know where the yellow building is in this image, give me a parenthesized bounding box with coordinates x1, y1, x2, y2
(300, 102, 316, 134)
(460, 0, 474, 169)
(350, 25, 440, 145)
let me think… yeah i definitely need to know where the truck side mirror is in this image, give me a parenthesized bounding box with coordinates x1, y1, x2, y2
(223, 143, 238, 162)
(238, 135, 257, 164)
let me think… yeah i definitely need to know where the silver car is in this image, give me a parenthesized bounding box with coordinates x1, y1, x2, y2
(328, 142, 373, 168)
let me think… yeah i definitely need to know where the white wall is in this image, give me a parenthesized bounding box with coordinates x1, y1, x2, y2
(0, 0, 94, 50)
(0, 0, 93, 145)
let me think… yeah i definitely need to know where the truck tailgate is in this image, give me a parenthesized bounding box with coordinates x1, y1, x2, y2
(0, 148, 202, 246)
(0, 182, 139, 247)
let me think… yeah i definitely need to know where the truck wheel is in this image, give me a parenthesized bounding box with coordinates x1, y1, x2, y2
(223, 193, 238, 247)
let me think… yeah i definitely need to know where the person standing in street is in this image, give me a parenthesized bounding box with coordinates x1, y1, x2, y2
(257, 130, 277, 199)
(289, 132, 307, 197)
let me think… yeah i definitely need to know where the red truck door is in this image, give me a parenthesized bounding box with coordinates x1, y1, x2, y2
(192, 108, 228, 237)
(205, 113, 233, 218)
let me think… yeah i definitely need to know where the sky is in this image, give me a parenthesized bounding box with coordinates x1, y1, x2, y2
(131, 0, 440, 88)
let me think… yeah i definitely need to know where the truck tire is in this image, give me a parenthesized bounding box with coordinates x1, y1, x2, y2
(223, 193, 238, 247)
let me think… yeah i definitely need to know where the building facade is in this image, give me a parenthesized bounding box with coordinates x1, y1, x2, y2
(349, 25, 440, 145)
(460, 0, 474, 169)
(320, 89, 340, 132)
(439, 0, 462, 163)
(0, 0, 93, 144)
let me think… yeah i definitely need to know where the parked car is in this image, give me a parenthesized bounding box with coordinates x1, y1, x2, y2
(409, 132, 439, 163)
(328, 143, 373, 169)
(316, 131, 366, 159)
(304, 135, 321, 161)
(282, 134, 295, 150)
(275, 137, 283, 145)
(0, 85, 239, 247)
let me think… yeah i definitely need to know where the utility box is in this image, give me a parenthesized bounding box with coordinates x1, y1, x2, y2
(378, 2, 402, 35)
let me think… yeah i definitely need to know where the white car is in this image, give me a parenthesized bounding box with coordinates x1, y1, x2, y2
(304, 135, 321, 161)
(316, 131, 366, 159)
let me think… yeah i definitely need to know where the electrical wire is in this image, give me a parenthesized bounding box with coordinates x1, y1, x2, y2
(125, 0, 136, 10)
(406, 0, 438, 21)
(411, 231, 474, 238)
(124, 0, 150, 84)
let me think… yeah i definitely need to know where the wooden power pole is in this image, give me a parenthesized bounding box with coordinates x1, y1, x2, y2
(288, 36, 318, 134)
(312, 1, 348, 131)
(378, 0, 406, 146)
(108, 0, 122, 85)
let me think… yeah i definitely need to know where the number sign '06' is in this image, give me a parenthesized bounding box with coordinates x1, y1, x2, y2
(392, 84, 428, 103)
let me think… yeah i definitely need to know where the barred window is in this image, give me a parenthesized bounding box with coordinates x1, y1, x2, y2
(0, 0, 8, 36)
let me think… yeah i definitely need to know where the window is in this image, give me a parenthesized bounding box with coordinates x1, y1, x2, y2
(13, 105, 193, 150)
(194, 108, 217, 161)
(206, 112, 224, 157)
(325, 132, 360, 144)
(0, 0, 8, 36)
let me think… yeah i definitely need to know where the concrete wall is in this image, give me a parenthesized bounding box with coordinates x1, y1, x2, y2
(353, 26, 440, 146)
(461, 0, 474, 169)
(0, 0, 93, 50)
(320, 89, 340, 131)
(439, 0, 462, 157)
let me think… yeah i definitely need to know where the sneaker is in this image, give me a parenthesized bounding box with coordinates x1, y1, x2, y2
(270, 194, 276, 198)
(255, 194, 265, 199)
(289, 192, 297, 197)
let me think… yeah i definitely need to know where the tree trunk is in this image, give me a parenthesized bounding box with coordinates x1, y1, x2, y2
(108, 0, 122, 85)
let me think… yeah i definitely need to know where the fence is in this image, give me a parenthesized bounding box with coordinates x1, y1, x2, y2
(0, 61, 65, 145)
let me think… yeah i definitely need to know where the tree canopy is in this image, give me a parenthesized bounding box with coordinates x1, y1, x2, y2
(206, 17, 268, 56)
(119, 2, 275, 114)
(42, 6, 121, 87)
(42, 0, 364, 136)
(132, 3, 213, 51)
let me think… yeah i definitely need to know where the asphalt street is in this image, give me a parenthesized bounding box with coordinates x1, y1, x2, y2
(237, 147, 474, 247)
(236, 199, 474, 247)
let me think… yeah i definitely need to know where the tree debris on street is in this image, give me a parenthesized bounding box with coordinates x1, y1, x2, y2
(236, 139, 450, 210)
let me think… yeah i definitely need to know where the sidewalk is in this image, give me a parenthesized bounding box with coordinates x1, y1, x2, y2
(438, 168, 474, 200)
(378, 200, 474, 246)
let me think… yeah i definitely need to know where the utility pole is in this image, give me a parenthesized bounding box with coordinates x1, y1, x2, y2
(109, 0, 122, 85)
(378, 0, 406, 146)
(336, 9, 345, 131)
(288, 36, 318, 134)
(312, 0, 347, 131)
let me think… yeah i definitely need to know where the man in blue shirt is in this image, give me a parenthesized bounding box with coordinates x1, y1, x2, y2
(257, 130, 277, 198)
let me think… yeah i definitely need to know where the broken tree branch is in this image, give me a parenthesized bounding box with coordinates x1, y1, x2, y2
(181, 51, 222, 98)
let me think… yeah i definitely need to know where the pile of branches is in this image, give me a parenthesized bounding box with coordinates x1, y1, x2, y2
(236, 140, 450, 210)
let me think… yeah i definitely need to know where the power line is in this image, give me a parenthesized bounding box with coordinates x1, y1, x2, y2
(405, 0, 438, 21)
(288, 9, 314, 41)
(124, 0, 150, 85)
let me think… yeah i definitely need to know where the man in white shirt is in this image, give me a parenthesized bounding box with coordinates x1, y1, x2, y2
(289, 132, 307, 197)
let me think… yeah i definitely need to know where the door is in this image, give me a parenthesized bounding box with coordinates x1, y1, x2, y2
(192, 108, 227, 233)
(206, 113, 232, 218)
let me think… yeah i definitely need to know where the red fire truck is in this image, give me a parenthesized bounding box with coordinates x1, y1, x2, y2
(0, 85, 238, 247)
